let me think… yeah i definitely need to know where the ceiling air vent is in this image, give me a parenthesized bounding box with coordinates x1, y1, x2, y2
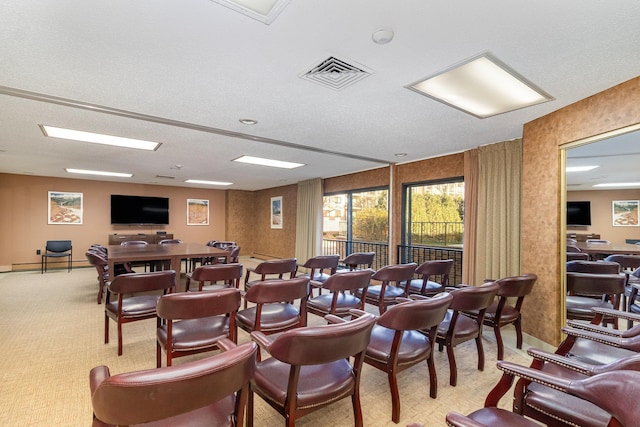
(155, 175, 175, 179)
(299, 56, 372, 90)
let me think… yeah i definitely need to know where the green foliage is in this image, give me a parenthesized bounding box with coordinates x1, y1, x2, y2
(353, 207, 388, 241)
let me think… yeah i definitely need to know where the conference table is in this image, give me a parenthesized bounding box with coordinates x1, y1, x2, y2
(575, 241, 640, 258)
(107, 243, 230, 281)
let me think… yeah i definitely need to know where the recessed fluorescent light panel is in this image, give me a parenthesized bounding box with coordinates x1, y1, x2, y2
(406, 53, 553, 118)
(593, 182, 640, 188)
(41, 125, 161, 151)
(209, 0, 291, 24)
(185, 179, 234, 186)
(233, 155, 304, 169)
(65, 168, 133, 178)
(566, 166, 599, 172)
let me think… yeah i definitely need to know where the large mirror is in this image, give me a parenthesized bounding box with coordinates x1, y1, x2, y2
(561, 123, 640, 324)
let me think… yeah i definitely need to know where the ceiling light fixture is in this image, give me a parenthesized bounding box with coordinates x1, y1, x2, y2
(239, 118, 258, 125)
(233, 155, 304, 169)
(406, 52, 553, 119)
(593, 182, 640, 188)
(372, 28, 394, 44)
(41, 125, 161, 151)
(209, 0, 291, 24)
(394, 153, 407, 157)
(566, 165, 599, 172)
(185, 179, 234, 186)
(65, 168, 133, 178)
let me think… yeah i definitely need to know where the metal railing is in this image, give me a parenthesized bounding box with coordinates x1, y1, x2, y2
(408, 221, 463, 246)
(322, 239, 463, 284)
(397, 244, 463, 285)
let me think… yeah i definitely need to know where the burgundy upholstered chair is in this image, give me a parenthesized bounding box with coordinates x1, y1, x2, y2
(185, 263, 243, 292)
(435, 282, 499, 386)
(90, 340, 257, 427)
(247, 310, 377, 427)
(406, 259, 454, 296)
(236, 277, 310, 360)
(464, 273, 537, 360)
(362, 293, 452, 423)
(297, 254, 339, 296)
(86, 250, 108, 304)
(355, 263, 418, 314)
(605, 254, 640, 327)
(156, 288, 241, 367)
(104, 270, 176, 356)
(445, 362, 640, 427)
(340, 251, 375, 271)
(565, 272, 625, 328)
(306, 269, 374, 318)
(243, 258, 298, 304)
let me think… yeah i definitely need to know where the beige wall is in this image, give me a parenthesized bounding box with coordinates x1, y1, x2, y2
(0, 173, 226, 271)
(250, 184, 298, 260)
(567, 190, 640, 243)
(522, 76, 640, 345)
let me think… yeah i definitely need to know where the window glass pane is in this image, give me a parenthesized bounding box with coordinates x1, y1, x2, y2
(352, 189, 388, 242)
(407, 181, 464, 247)
(323, 194, 348, 240)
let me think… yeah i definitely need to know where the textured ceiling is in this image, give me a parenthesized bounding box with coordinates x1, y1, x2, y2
(1, 1, 639, 190)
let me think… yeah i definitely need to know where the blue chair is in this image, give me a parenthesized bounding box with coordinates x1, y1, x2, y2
(41, 240, 72, 273)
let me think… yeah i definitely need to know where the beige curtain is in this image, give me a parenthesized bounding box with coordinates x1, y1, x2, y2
(295, 178, 323, 264)
(462, 148, 478, 285)
(474, 139, 522, 284)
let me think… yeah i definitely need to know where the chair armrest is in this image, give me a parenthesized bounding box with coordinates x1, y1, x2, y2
(527, 348, 595, 375)
(407, 294, 430, 301)
(325, 314, 348, 324)
(250, 331, 274, 352)
(590, 307, 640, 325)
(89, 366, 110, 395)
(496, 361, 573, 392)
(561, 326, 625, 348)
(445, 412, 489, 427)
(565, 319, 624, 337)
(216, 337, 237, 352)
(309, 280, 323, 289)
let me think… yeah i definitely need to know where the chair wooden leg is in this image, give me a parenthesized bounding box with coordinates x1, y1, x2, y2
(352, 389, 364, 427)
(387, 371, 401, 423)
(427, 356, 438, 398)
(117, 321, 123, 356)
(476, 335, 485, 371)
(446, 343, 457, 387)
(104, 315, 109, 344)
(515, 317, 523, 349)
(494, 325, 504, 360)
(156, 342, 162, 368)
(247, 389, 254, 427)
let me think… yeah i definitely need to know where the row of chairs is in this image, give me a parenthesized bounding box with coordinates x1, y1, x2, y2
(98, 259, 538, 424)
(445, 307, 640, 427)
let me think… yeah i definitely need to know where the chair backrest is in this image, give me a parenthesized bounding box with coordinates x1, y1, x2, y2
(243, 277, 310, 305)
(322, 269, 374, 293)
(158, 239, 183, 244)
(493, 274, 537, 299)
(302, 254, 340, 272)
(377, 292, 453, 331)
(254, 258, 298, 276)
(372, 262, 418, 284)
(224, 245, 241, 263)
(567, 252, 589, 261)
(586, 239, 610, 244)
(265, 311, 377, 365)
(341, 252, 375, 270)
(108, 270, 177, 294)
(566, 272, 626, 297)
(449, 282, 500, 312)
(567, 244, 582, 253)
(212, 241, 236, 249)
(415, 259, 453, 286)
(157, 288, 241, 320)
(86, 250, 107, 268)
(566, 260, 620, 274)
(121, 240, 148, 246)
(90, 341, 257, 426)
(604, 254, 640, 272)
(190, 263, 243, 288)
(46, 240, 72, 253)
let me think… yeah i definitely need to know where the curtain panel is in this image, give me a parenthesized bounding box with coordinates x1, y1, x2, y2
(295, 178, 323, 267)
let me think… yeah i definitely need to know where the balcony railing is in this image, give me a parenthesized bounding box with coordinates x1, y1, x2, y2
(408, 221, 463, 246)
(322, 239, 463, 284)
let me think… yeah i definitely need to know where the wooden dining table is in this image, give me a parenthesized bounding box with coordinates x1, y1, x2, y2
(575, 241, 640, 257)
(106, 243, 230, 281)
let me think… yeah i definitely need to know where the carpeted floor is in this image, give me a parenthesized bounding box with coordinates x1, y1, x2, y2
(0, 257, 537, 426)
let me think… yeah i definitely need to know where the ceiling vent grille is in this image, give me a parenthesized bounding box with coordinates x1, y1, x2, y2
(155, 175, 176, 179)
(300, 56, 372, 90)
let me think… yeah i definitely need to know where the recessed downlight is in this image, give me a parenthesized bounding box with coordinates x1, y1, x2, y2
(239, 118, 258, 125)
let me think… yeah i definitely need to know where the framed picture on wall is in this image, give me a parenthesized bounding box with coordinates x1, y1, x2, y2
(187, 199, 209, 225)
(612, 200, 639, 226)
(48, 191, 83, 224)
(271, 196, 283, 229)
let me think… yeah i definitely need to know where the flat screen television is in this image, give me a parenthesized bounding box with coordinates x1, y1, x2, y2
(111, 195, 169, 225)
(567, 201, 591, 226)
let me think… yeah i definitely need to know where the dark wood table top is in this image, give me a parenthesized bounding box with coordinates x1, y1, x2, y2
(575, 242, 640, 255)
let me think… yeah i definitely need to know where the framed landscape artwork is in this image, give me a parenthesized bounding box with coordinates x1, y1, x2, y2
(48, 191, 83, 224)
(187, 199, 209, 225)
(612, 200, 639, 226)
(271, 196, 283, 229)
